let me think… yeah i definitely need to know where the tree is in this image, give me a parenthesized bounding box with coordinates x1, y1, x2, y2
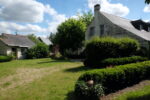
(55, 18, 86, 56)
(145, 0, 150, 4)
(49, 32, 57, 44)
(28, 34, 42, 44)
(78, 10, 94, 27)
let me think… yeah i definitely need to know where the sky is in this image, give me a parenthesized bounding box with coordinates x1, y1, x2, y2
(0, 0, 149, 37)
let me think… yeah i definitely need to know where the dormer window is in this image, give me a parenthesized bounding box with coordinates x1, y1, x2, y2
(139, 25, 143, 30)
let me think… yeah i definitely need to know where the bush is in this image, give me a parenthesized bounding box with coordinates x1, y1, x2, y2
(100, 56, 148, 67)
(75, 81, 104, 100)
(84, 37, 140, 67)
(0, 55, 13, 62)
(76, 61, 150, 95)
(26, 43, 49, 59)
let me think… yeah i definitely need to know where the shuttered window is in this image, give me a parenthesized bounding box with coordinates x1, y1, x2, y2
(100, 25, 105, 35)
(89, 27, 95, 37)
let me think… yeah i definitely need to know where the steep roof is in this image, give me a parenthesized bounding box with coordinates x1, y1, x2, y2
(39, 37, 52, 45)
(0, 33, 35, 48)
(100, 12, 150, 41)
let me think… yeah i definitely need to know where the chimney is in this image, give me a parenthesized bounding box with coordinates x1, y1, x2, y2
(94, 4, 100, 12)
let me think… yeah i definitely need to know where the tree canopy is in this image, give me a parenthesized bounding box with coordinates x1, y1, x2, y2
(78, 11, 94, 27)
(54, 18, 86, 56)
(145, 0, 150, 4)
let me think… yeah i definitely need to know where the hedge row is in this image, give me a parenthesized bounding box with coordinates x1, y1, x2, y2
(75, 61, 150, 96)
(0, 55, 13, 62)
(84, 37, 140, 67)
(100, 56, 148, 67)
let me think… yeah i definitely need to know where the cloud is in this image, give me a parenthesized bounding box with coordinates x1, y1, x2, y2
(0, 21, 46, 33)
(44, 5, 67, 33)
(0, 0, 45, 23)
(0, 0, 67, 34)
(88, 0, 129, 17)
(144, 5, 150, 13)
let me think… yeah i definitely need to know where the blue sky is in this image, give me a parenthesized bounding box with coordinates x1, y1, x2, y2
(0, 0, 149, 37)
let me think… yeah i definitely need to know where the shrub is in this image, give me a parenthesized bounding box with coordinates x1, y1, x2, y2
(84, 37, 140, 67)
(75, 81, 104, 100)
(100, 56, 148, 67)
(0, 55, 13, 62)
(26, 43, 49, 59)
(76, 61, 150, 95)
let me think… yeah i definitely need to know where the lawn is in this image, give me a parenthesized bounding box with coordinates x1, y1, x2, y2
(0, 58, 92, 100)
(116, 84, 150, 100)
(0, 58, 149, 100)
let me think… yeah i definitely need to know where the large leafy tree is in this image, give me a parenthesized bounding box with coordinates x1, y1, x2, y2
(78, 10, 94, 27)
(54, 18, 86, 56)
(145, 0, 150, 4)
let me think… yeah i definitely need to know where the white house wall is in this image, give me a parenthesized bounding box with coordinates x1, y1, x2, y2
(86, 11, 149, 49)
(0, 40, 12, 55)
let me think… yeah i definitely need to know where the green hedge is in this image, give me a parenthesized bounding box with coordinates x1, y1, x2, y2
(0, 55, 12, 62)
(100, 56, 148, 67)
(76, 61, 150, 95)
(84, 37, 140, 67)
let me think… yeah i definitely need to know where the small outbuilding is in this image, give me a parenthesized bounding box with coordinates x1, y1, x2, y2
(0, 33, 35, 59)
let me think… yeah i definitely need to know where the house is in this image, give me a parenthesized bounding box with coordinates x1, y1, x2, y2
(86, 4, 150, 50)
(39, 37, 52, 45)
(0, 33, 35, 59)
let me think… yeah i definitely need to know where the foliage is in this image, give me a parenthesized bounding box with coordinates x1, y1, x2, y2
(78, 10, 94, 27)
(145, 0, 150, 4)
(28, 34, 42, 44)
(77, 61, 150, 95)
(26, 43, 49, 59)
(84, 37, 140, 67)
(49, 32, 56, 45)
(54, 18, 86, 57)
(0, 55, 13, 62)
(75, 81, 104, 100)
(100, 56, 148, 67)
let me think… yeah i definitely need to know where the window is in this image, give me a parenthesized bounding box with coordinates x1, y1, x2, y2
(139, 25, 143, 30)
(89, 27, 95, 37)
(100, 25, 105, 35)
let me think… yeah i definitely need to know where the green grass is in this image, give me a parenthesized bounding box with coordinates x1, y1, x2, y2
(0, 58, 91, 100)
(115, 85, 150, 100)
(0, 58, 149, 100)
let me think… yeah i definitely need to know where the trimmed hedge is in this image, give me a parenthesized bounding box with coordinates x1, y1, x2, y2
(0, 55, 12, 62)
(75, 61, 150, 95)
(100, 56, 148, 67)
(84, 37, 140, 67)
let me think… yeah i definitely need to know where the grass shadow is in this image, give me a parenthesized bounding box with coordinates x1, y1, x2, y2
(127, 94, 150, 100)
(64, 66, 94, 72)
(37, 59, 72, 64)
(65, 91, 77, 100)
